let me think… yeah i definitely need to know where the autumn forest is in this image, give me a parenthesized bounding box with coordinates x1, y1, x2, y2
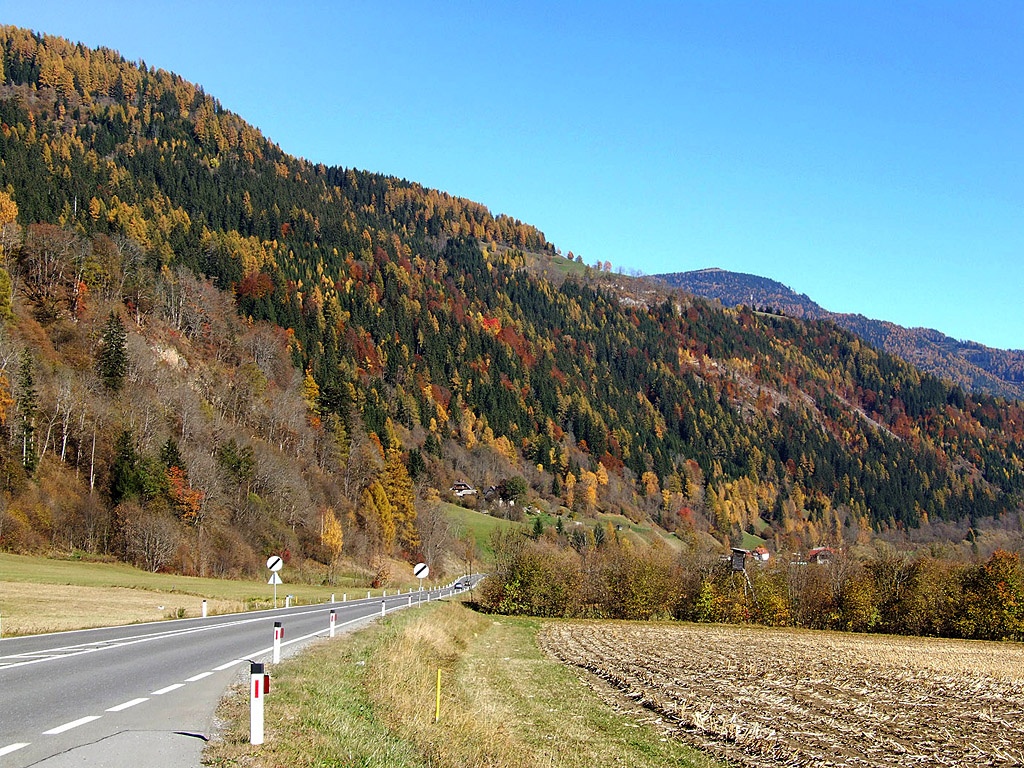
(1, 27, 1023, 638)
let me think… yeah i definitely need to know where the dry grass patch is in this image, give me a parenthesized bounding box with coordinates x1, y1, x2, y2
(0, 582, 241, 635)
(542, 621, 1024, 767)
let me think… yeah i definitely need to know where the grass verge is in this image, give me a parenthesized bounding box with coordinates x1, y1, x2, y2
(204, 601, 723, 767)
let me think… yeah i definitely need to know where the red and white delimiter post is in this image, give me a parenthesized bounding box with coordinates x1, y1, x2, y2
(250, 661, 266, 745)
(273, 621, 283, 664)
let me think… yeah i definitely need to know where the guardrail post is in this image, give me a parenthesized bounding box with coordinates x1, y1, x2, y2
(202, 599, 208, 618)
(381, 600, 386, 617)
(273, 621, 283, 664)
(329, 609, 336, 638)
(250, 662, 265, 744)
(331, 593, 335, 603)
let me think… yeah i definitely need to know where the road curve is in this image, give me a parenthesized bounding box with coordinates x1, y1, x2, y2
(0, 587, 456, 767)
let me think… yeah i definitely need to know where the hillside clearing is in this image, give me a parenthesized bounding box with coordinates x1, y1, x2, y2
(441, 502, 525, 559)
(541, 621, 1024, 767)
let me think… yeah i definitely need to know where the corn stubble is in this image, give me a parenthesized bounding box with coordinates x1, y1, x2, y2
(541, 622, 1024, 767)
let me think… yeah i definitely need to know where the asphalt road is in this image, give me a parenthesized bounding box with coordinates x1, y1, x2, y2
(0, 587, 458, 767)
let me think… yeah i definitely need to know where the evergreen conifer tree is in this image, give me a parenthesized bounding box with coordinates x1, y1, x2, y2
(15, 349, 37, 474)
(97, 311, 128, 392)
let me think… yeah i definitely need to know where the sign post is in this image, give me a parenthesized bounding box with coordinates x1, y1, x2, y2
(267, 555, 284, 608)
(414, 562, 429, 597)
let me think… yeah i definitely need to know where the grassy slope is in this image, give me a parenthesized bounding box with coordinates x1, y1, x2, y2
(441, 503, 687, 564)
(441, 502, 526, 559)
(205, 601, 722, 768)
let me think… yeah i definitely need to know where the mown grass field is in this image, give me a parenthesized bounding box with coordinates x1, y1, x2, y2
(206, 600, 721, 768)
(0, 552, 420, 635)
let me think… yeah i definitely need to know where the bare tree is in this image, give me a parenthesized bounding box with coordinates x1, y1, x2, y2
(416, 493, 453, 571)
(121, 502, 180, 572)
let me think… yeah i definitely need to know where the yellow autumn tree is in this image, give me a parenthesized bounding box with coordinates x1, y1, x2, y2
(641, 471, 660, 498)
(580, 471, 598, 515)
(360, 480, 395, 553)
(564, 471, 577, 509)
(0, 190, 17, 229)
(383, 443, 418, 552)
(321, 507, 344, 580)
(301, 367, 320, 410)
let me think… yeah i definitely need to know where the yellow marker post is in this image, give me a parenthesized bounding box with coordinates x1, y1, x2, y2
(435, 668, 442, 723)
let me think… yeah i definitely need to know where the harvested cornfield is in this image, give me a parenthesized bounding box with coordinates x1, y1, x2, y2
(540, 622, 1024, 767)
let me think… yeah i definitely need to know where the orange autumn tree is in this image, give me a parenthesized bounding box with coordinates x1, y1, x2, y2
(167, 465, 205, 524)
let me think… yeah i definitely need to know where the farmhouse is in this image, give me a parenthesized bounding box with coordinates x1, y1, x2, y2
(807, 546, 838, 564)
(449, 482, 477, 498)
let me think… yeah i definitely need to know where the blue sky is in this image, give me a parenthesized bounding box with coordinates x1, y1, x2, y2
(3, 2, 1022, 349)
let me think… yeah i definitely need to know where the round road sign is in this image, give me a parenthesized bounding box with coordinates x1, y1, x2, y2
(266, 555, 284, 572)
(413, 562, 429, 579)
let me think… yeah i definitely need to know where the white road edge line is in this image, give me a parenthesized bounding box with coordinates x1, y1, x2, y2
(0, 743, 30, 756)
(0, 604, 348, 671)
(42, 716, 102, 735)
(106, 697, 149, 712)
(150, 683, 185, 695)
(213, 659, 244, 671)
(186, 671, 213, 682)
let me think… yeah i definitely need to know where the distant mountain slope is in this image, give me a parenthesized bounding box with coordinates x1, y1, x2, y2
(657, 268, 1024, 401)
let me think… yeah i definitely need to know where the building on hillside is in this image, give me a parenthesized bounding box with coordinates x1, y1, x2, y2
(752, 545, 770, 562)
(449, 482, 477, 498)
(807, 546, 839, 565)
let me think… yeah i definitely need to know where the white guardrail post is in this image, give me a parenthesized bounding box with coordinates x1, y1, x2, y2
(202, 599, 208, 618)
(381, 600, 386, 617)
(330, 609, 336, 638)
(250, 662, 266, 745)
(273, 621, 282, 664)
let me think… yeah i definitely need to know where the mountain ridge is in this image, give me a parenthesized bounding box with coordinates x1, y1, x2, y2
(655, 268, 1024, 400)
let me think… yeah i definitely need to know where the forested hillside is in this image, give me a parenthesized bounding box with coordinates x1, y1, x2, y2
(658, 268, 1024, 400)
(0, 27, 1022, 582)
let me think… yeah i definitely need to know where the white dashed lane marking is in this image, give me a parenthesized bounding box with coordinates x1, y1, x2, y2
(150, 683, 184, 695)
(42, 716, 102, 735)
(0, 743, 30, 756)
(106, 697, 149, 712)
